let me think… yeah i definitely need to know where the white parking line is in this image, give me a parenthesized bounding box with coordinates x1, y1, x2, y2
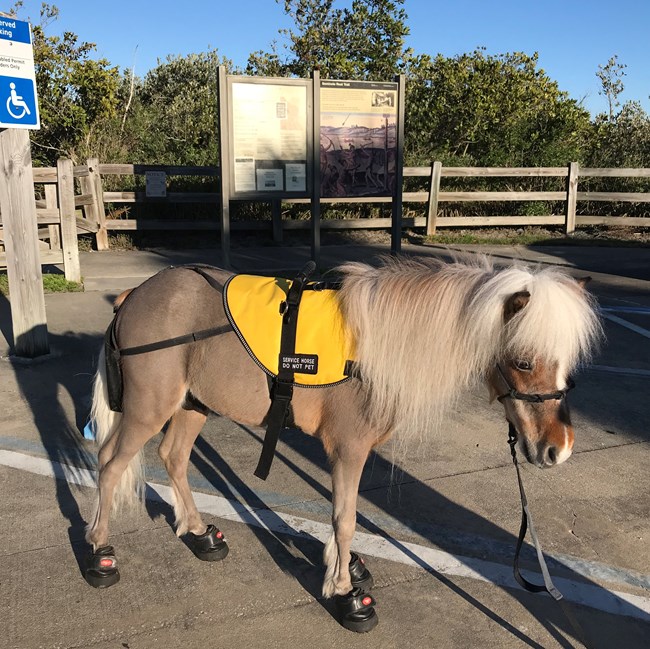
(600, 306, 650, 315)
(589, 365, 650, 377)
(1, 449, 649, 622)
(601, 313, 650, 339)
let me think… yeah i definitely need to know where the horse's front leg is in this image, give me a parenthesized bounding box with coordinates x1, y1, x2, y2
(294, 385, 378, 631)
(323, 447, 366, 597)
(322, 431, 378, 632)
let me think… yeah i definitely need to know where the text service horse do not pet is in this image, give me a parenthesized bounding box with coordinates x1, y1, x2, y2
(85, 256, 602, 633)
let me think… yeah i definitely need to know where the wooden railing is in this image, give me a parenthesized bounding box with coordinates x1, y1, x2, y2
(1, 161, 649, 262)
(0, 158, 92, 282)
(87, 161, 650, 248)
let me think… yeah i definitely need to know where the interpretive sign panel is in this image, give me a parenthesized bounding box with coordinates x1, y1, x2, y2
(228, 79, 310, 198)
(320, 79, 398, 198)
(0, 17, 40, 129)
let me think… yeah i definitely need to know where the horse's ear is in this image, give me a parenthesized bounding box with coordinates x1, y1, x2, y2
(577, 276, 592, 289)
(504, 290, 530, 320)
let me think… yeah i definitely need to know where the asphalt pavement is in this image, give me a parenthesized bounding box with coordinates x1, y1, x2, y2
(1, 239, 649, 649)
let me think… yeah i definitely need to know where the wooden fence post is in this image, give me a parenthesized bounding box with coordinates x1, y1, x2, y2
(426, 161, 442, 236)
(390, 73, 406, 255)
(565, 162, 578, 234)
(84, 157, 109, 250)
(45, 183, 61, 250)
(271, 199, 283, 243)
(56, 158, 81, 282)
(0, 128, 49, 357)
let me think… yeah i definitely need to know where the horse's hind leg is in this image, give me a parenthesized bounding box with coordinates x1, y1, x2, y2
(158, 406, 207, 536)
(158, 405, 229, 561)
(85, 415, 162, 587)
(87, 418, 156, 549)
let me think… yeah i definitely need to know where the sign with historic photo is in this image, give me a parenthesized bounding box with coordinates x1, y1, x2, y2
(230, 80, 309, 196)
(320, 80, 398, 198)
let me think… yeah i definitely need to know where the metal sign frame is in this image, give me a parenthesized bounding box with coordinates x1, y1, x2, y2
(216, 68, 404, 265)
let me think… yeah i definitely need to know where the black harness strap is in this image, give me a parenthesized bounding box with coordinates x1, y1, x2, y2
(104, 317, 124, 412)
(254, 261, 316, 480)
(186, 264, 227, 293)
(120, 325, 232, 356)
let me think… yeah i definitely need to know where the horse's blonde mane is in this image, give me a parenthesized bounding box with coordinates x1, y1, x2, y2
(337, 256, 602, 443)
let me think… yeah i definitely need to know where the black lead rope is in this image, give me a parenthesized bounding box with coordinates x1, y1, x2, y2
(508, 422, 563, 599)
(507, 422, 590, 648)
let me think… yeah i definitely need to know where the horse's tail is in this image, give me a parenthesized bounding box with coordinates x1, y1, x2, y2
(91, 346, 145, 509)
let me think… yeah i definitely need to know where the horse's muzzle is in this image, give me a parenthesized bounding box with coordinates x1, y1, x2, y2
(524, 433, 573, 469)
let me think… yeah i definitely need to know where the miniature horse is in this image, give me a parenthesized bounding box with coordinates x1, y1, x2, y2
(85, 256, 601, 632)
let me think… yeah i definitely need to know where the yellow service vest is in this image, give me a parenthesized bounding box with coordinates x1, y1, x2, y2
(224, 274, 355, 387)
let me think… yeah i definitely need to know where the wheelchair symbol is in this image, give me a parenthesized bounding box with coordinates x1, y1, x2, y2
(6, 82, 31, 120)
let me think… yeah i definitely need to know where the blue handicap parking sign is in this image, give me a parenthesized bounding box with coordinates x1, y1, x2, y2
(0, 76, 38, 127)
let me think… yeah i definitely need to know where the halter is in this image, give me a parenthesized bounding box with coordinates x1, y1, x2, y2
(495, 363, 575, 404)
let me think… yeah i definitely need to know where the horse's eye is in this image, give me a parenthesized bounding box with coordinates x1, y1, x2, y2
(514, 359, 533, 372)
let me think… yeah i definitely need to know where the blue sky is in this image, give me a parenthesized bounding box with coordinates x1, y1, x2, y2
(12, 0, 650, 116)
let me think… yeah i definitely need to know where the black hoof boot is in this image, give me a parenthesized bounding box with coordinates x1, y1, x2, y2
(85, 545, 120, 588)
(349, 553, 374, 591)
(335, 588, 378, 633)
(187, 524, 229, 562)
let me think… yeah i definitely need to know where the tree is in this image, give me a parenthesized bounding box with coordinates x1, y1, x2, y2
(589, 56, 649, 170)
(128, 50, 232, 166)
(12, 3, 121, 164)
(247, 0, 410, 80)
(596, 55, 626, 121)
(588, 101, 650, 168)
(403, 49, 591, 167)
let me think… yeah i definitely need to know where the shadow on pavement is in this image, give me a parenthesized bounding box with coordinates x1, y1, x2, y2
(0, 293, 110, 580)
(219, 421, 649, 648)
(522, 242, 650, 283)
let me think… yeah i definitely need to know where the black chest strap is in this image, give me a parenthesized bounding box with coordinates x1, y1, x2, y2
(254, 262, 316, 480)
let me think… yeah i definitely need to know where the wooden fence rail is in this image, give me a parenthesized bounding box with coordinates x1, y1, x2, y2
(1, 161, 649, 265)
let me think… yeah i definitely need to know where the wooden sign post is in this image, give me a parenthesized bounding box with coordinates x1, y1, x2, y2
(0, 16, 48, 357)
(0, 127, 49, 357)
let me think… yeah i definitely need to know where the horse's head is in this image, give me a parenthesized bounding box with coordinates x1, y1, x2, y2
(487, 281, 596, 468)
(488, 351, 575, 468)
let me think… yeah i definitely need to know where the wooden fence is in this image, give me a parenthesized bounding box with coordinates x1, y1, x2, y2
(0, 158, 92, 282)
(1, 161, 649, 266)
